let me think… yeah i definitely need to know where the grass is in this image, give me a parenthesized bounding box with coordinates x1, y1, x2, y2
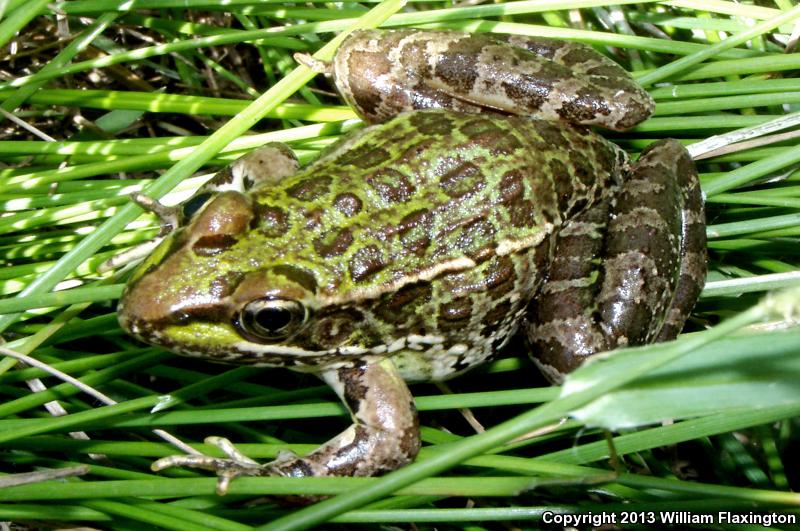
(1, 1, 800, 529)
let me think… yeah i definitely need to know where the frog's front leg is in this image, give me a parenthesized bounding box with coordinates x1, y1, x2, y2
(528, 140, 706, 381)
(152, 359, 420, 495)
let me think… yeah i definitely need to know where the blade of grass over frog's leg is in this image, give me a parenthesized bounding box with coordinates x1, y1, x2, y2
(0, 13, 119, 119)
(637, 4, 800, 87)
(0, 0, 403, 334)
(0, 0, 50, 49)
(702, 272, 800, 298)
(649, 79, 800, 100)
(707, 213, 800, 238)
(256, 289, 796, 530)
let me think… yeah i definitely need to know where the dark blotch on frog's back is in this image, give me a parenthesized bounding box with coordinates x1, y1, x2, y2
(439, 161, 484, 198)
(333, 193, 363, 216)
(349, 245, 386, 282)
(286, 175, 332, 202)
(314, 227, 354, 258)
(253, 203, 290, 238)
(547, 159, 575, 215)
(367, 168, 416, 203)
(483, 255, 516, 299)
(336, 144, 391, 169)
(272, 264, 318, 294)
(396, 208, 432, 255)
(500, 169, 539, 228)
(192, 234, 238, 256)
(481, 300, 513, 335)
(408, 112, 455, 136)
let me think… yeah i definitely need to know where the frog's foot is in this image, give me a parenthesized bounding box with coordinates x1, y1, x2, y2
(293, 52, 332, 74)
(152, 360, 420, 498)
(152, 436, 263, 495)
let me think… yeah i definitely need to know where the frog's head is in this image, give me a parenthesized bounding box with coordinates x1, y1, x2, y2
(118, 190, 381, 366)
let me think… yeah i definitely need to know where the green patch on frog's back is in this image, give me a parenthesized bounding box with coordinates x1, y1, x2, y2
(242, 110, 622, 304)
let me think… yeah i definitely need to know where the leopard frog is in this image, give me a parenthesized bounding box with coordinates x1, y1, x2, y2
(118, 29, 706, 492)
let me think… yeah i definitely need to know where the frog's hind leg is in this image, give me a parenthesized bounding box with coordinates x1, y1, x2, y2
(424, 32, 655, 130)
(528, 139, 706, 382)
(152, 358, 420, 496)
(268, 359, 421, 480)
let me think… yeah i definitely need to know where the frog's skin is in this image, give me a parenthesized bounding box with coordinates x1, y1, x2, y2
(118, 29, 706, 493)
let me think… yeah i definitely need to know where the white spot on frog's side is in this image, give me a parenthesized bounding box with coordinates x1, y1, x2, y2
(496, 230, 549, 256)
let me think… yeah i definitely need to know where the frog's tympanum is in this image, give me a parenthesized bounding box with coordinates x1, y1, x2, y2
(118, 30, 706, 493)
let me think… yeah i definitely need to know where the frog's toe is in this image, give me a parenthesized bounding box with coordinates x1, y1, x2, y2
(151, 437, 264, 495)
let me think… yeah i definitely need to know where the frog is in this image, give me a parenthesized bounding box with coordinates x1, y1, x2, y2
(117, 29, 706, 494)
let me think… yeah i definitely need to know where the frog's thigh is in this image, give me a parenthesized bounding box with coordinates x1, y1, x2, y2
(202, 143, 299, 194)
(527, 200, 612, 381)
(425, 34, 653, 130)
(599, 139, 705, 347)
(528, 139, 705, 380)
(269, 359, 420, 478)
(648, 141, 707, 341)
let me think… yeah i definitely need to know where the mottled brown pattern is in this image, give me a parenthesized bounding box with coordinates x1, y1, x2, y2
(437, 297, 473, 330)
(409, 111, 455, 136)
(337, 144, 391, 169)
(333, 193, 363, 216)
(367, 168, 415, 203)
(272, 264, 318, 294)
(374, 282, 432, 322)
(439, 161, 484, 198)
(349, 244, 386, 282)
(286, 175, 332, 201)
(313, 228, 354, 258)
(192, 234, 238, 257)
(253, 204, 289, 238)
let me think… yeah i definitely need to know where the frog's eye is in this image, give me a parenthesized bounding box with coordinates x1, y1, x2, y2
(237, 298, 308, 342)
(181, 192, 214, 219)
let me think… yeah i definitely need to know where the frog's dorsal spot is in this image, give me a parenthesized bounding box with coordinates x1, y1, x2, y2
(438, 161, 483, 198)
(192, 234, 238, 257)
(253, 204, 289, 238)
(271, 264, 318, 295)
(366, 168, 416, 204)
(407, 111, 455, 136)
(349, 245, 386, 283)
(286, 175, 332, 202)
(313, 227, 354, 258)
(333, 193, 363, 217)
(336, 144, 391, 169)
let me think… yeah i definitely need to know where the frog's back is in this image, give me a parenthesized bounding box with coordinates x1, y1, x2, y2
(254, 110, 622, 296)
(242, 110, 624, 379)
